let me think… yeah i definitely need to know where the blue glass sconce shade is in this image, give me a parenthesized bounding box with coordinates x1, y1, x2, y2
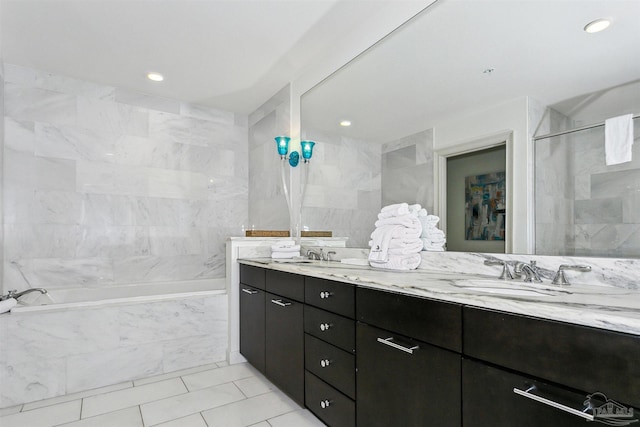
(288, 151, 300, 167)
(301, 140, 315, 160)
(275, 136, 291, 156)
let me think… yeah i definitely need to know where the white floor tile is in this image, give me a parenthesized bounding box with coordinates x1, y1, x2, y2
(233, 374, 275, 398)
(133, 363, 220, 386)
(0, 400, 81, 427)
(181, 363, 256, 392)
(0, 405, 22, 417)
(247, 422, 270, 427)
(57, 406, 143, 427)
(267, 409, 325, 427)
(140, 382, 246, 426)
(22, 381, 134, 412)
(82, 378, 187, 418)
(153, 413, 208, 427)
(201, 391, 300, 427)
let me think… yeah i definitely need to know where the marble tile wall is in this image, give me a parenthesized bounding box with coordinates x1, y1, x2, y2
(536, 113, 640, 257)
(247, 85, 290, 231)
(0, 293, 228, 407)
(300, 129, 381, 247)
(381, 129, 434, 212)
(2, 64, 249, 292)
(1, 63, 5, 289)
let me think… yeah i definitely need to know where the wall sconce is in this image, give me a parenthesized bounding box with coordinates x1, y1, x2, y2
(274, 136, 316, 237)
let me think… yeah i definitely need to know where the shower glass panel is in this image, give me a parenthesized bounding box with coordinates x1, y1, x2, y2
(535, 117, 640, 257)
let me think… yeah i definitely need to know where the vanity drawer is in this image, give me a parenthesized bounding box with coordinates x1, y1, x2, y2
(239, 264, 265, 290)
(305, 371, 355, 427)
(464, 306, 640, 409)
(356, 287, 462, 352)
(304, 305, 355, 353)
(305, 277, 355, 318)
(305, 334, 355, 399)
(265, 269, 304, 302)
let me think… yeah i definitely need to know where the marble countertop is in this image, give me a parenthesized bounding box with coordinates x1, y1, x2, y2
(239, 258, 640, 336)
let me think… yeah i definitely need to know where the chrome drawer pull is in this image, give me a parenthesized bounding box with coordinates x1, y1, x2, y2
(319, 323, 332, 331)
(513, 387, 594, 421)
(320, 399, 332, 409)
(270, 299, 292, 307)
(320, 291, 333, 299)
(241, 288, 258, 295)
(376, 337, 419, 354)
(320, 359, 331, 368)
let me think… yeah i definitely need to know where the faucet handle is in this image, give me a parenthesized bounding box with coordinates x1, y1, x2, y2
(552, 264, 591, 286)
(484, 259, 514, 280)
(326, 251, 336, 261)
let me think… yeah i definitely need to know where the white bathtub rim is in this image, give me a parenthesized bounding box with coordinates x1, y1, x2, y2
(9, 288, 226, 315)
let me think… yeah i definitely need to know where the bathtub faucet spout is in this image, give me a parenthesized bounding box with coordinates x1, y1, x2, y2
(1, 288, 48, 301)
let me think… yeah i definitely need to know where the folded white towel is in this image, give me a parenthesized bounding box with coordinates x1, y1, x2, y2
(271, 240, 296, 250)
(605, 114, 634, 166)
(369, 225, 404, 263)
(380, 203, 410, 217)
(422, 237, 446, 251)
(0, 298, 18, 314)
(424, 245, 445, 252)
(375, 214, 421, 229)
(424, 228, 445, 240)
(270, 244, 300, 252)
(369, 253, 422, 271)
(271, 251, 300, 259)
(388, 237, 423, 249)
(417, 208, 428, 217)
(388, 240, 424, 255)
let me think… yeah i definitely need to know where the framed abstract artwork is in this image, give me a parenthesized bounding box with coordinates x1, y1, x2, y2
(465, 172, 506, 241)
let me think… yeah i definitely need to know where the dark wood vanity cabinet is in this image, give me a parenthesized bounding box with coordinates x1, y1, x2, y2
(463, 306, 640, 426)
(355, 287, 462, 427)
(239, 265, 266, 373)
(304, 277, 356, 427)
(239, 264, 640, 427)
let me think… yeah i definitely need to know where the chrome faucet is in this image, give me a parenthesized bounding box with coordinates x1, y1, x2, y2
(484, 259, 514, 280)
(514, 261, 543, 283)
(0, 288, 48, 301)
(552, 264, 591, 285)
(307, 249, 323, 260)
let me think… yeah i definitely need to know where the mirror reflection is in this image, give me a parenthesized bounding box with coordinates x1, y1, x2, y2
(300, 0, 640, 257)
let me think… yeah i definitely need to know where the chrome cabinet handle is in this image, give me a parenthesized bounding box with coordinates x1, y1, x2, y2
(513, 387, 594, 421)
(320, 359, 331, 368)
(320, 291, 333, 299)
(376, 337, 419, 354)
(241, 288, 258, 295)
(270, 299, 292, 307)
(319, 323, 332, 331)
(320, 399, 332, 409)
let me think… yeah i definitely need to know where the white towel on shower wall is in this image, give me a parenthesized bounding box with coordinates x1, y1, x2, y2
(605, 114, 634, 165)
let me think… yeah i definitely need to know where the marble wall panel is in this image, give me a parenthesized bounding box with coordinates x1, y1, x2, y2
(2, 64, 248, 292)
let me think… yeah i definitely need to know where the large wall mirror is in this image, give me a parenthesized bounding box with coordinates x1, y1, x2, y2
(300, 0, 640, 258)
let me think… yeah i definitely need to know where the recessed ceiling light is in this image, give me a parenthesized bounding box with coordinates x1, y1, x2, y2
(483, 68, 495, 74)
(584, 19, 611, 33)
(147, 72, 164, 82)
(340, 120, 352, 127)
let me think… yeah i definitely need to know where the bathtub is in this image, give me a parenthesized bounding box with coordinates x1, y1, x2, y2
(0, 279, 228, 408)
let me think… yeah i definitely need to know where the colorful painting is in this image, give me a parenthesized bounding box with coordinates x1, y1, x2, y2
(465, 172, 506, 241)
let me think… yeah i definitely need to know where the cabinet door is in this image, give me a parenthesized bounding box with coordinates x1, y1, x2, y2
(239, 284, 265, 373)
(266, 292, 304, 406)
(463, 358, 596, 427)
(356, 322, 461, 427)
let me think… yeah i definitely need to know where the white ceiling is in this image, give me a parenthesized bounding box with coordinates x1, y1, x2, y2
(0, 0, 415, 114)
(302, 0, 640, 143)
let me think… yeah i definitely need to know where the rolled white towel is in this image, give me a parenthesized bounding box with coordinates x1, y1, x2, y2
(417, 208, 428, 217)
(408, 204, 422, 214)
(0, 298, 18, 314)
(369, 225, 404, 263)
(271, 251, 300, 259)
(422, 238, 446, 251)
(424, 245, 445, 252)
(424, 228, 445, 240)
(369, 253, 422, 271)
(388, 237, 423, 249)
(379, 203, 410, 217)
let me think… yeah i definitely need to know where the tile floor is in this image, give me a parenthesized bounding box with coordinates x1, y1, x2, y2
(0, 362, 325, 427)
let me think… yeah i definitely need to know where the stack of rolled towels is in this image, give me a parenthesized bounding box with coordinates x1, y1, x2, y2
(368, 203, 423, 271)
(271, 240, 301, 259)
(418, 210, 446, 251)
